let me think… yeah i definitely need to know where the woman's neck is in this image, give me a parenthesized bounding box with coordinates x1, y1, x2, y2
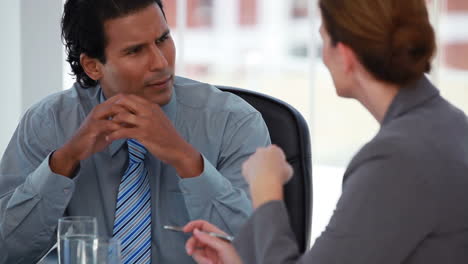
(354, 73, 400, 124)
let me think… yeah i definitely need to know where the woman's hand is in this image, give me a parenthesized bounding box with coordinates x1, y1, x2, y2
(242, 145, 293, 208)
(184, 220, 242, 264)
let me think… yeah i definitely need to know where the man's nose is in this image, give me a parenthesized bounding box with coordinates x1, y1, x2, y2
(149, 44, 168, 71)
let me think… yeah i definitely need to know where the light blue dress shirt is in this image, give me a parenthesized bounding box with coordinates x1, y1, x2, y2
(0, 76, 270, 263)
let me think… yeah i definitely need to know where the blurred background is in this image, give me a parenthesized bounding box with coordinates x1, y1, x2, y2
(1, 0, 467, 247)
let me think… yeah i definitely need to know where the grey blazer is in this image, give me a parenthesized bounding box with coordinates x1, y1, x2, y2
(234, 76, 468, 264)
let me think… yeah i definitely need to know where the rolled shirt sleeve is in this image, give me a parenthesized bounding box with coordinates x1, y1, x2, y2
(179, 112, 270, 235)
(2, 153, 75, 246)
(0, 108, 75, 263)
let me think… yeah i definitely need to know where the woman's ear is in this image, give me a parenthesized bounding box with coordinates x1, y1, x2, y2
(80, 53, 103, 81)
(336, 42, 359, 74)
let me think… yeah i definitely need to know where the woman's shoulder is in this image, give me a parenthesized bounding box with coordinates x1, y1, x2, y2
(347, 109, 468, 185)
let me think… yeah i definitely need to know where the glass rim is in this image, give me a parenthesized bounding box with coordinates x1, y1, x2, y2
(92, 236, 118, 241)
(92, 237, 121, 244)
(58, 216, 97, 222)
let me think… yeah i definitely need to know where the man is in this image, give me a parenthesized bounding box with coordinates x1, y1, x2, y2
(0, 0, 270, 263)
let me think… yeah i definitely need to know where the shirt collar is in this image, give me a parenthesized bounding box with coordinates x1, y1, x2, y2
(99, 86, 178, 156)
(382, 75, 439, 126)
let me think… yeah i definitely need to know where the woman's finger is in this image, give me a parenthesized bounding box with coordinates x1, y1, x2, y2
(193, 229, 230, 252)
(186, 236, 198, 255)
(192, 251, 213, 264)
(183, 220, 207, 233)
(184, 220, 226, 235)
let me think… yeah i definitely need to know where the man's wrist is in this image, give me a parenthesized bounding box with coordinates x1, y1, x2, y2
(49, 146, 80, 178)
(173, 145, 204, 178)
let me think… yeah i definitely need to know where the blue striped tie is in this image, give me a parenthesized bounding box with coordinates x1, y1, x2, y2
(113, 139, 152, 263)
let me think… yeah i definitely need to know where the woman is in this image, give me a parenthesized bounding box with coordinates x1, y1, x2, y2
(183, 0, 468, 263)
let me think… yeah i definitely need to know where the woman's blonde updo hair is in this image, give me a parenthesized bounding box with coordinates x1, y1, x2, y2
(319, 0, 436, 86)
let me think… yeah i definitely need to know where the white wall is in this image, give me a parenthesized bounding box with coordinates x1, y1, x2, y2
(0, 0, 63, 158)
(21, 0, 64, 110)
(0, 1, 22, 157)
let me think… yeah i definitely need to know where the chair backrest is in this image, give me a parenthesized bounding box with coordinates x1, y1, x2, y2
(217, 86, 312, 253)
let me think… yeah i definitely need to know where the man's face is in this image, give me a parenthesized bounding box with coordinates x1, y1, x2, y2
(98, 4, 176, 105)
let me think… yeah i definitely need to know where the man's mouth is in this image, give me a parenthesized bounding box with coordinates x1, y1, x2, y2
(146, 75, 172, 88)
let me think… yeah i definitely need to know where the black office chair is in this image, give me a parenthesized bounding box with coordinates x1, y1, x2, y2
(217, 86, 312, 253)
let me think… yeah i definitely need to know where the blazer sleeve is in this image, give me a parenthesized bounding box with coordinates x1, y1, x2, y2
(234, 200, 305, 264)
(234, 149, 438, 264)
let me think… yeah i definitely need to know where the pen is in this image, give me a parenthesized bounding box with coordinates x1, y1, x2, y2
(163, 225, 234, 243)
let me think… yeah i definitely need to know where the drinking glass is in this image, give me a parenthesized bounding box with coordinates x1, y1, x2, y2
(60, 236, 121, 264)
(89, 237, 121, 264)
(57, 216, 97, 264)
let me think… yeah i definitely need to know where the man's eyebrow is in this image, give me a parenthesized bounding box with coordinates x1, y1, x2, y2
(157, 29, 171, 40)
(122, 43, 144, 53)
(121, 29, 171, 53)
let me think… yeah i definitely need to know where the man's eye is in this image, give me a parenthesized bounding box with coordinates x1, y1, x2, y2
(127, 46, 142, 54)
(156, 34, 170, 44)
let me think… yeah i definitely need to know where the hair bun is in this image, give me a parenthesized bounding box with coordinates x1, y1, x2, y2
(386, 20, 436, 84)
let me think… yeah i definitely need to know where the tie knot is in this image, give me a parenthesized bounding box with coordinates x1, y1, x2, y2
(127, 139, 147, 164)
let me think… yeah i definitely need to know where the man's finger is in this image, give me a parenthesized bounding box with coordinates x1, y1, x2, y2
(95, 103, 128, 120)
(105, 127, 139, 142)
(103, 93, 124, 104)
(98, 120, 122, 134)
(111, 111, 140, 127)
(114, 94, 151, 116)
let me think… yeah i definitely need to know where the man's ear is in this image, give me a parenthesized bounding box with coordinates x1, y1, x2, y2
(336, 42, 359, 74)
(80, 54, 103, 81)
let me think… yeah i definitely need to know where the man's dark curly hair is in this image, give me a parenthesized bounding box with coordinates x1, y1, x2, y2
(61, 0, 165, 88)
